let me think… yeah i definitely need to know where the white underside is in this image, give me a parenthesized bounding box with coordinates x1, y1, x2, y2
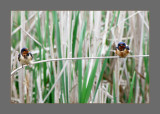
(19, 54, 32, 65)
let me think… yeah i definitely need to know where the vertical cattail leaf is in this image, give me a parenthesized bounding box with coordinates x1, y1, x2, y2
(77, 20, 87, 103)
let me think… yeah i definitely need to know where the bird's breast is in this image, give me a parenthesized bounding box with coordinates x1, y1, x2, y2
(19, 54, 32, 65)
(115, 49, 129, 58)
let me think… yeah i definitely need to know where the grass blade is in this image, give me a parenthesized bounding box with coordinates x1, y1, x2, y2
(92, 40, 113, 102)
(77, 20, 87, 103)
(113, 71, 117, 103)
(128, 71, 136, 103)
(53, 11, 66, 103)
(83, 49, 101, 103)
(72, 11, 79, 57)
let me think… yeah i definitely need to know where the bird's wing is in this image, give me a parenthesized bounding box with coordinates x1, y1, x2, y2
(18, 53, 20, 61)
(29, 52, 33, 60)
(126, 45, 130, 50)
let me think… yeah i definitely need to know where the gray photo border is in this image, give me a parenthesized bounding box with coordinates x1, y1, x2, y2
(0, 0, 159, 113)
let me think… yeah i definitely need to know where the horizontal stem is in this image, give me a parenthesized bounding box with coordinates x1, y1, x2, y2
(11, 55, 149, 76)
(33, 55, 149, 64)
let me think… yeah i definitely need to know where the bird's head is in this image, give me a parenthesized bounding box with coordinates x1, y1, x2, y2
(21, 47, 29, 57)
(118, 42, 126, 51)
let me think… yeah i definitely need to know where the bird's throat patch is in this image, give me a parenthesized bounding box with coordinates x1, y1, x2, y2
(118, 46, 125, 51)
(22, 51, 29, 58)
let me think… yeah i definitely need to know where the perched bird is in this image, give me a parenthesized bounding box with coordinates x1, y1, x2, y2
(115, 42, 130, 58)
(18, 48, 33, 67)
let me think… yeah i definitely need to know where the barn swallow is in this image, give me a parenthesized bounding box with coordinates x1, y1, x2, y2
(115, 42, 130, 58)
(18, 48, 33, 67)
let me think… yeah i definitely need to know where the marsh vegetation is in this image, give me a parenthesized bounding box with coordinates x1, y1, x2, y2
(11, 11, 149, 103)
